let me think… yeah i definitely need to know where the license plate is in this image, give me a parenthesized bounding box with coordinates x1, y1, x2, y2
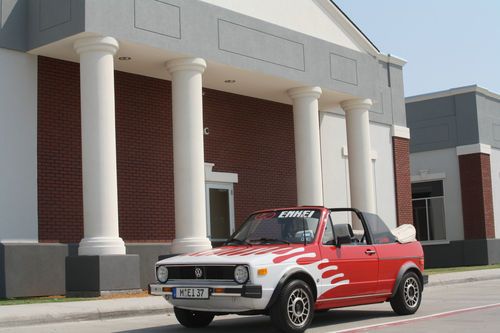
(173, 287, 210, 299)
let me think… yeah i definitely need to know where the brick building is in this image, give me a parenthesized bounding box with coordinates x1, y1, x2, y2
(406, 85, 500, 268)
(0, 0, 410, 297)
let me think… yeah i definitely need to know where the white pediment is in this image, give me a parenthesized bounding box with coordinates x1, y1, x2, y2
(200, 0, 378, 55)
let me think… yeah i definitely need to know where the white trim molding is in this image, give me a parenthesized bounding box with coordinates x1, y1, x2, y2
(204, 163, 238, 183)
(456, 143, 491, 156)
(391, 125, 410, 139)
(411, 170, 446, 183)
(377, 53, 407, 67)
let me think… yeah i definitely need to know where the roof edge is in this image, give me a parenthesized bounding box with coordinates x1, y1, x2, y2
(377, 53, 407, 67)
(328, 0, 379, 52)
(320, 0, 380, 55)
(406, 85, 500, 103)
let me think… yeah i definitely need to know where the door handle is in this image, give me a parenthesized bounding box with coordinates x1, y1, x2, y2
(365, 249, 376, 255)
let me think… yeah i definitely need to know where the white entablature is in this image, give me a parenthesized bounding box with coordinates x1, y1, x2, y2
(199, 0, 377, 55)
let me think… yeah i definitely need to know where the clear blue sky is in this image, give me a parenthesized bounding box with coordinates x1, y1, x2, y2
(334, 0, 500, 97)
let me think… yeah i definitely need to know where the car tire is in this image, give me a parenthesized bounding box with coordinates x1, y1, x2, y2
(390, 271, 422, 315)
(173, 307, 215, 328)
(270, 279, 315, 333)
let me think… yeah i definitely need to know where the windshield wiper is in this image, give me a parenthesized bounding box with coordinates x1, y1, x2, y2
(225, 238, 252, 246)
(249, 238, 290, 244)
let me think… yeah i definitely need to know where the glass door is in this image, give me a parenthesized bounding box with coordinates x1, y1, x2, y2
(205, 183, 235, 242)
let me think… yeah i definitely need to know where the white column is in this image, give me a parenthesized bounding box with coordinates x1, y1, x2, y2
(288, 86, 324, 206)
(74, 36, 125, 255)
(341, 98, 376, 218)
(166, 58, 212, 254)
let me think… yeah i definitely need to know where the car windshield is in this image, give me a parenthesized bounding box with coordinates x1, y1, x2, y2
(229, 209, 322, 245)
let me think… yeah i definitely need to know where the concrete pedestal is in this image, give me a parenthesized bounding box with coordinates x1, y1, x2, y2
(66, 255, 140, 297)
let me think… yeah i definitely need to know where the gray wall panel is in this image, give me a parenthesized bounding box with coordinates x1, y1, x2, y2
(28, 0, 85, 50)
(388, 63, 407, 126)
(407, 93, 480, 152)
(487, 239, 500, 264)
(126, 243, 171, 289)
(0, 0, 28, 50)
(99, 255, 140, 291)
(39, 0, 71, 31)
(134, 0, 180, 39)
(477, 94, 500, 149)
(218, 18, 305, 71)
(455, 93, 479, 146)
(423, 239, 500, 268)
(2, 243, 68, 298)
(0, 244, 5, 298)
(330, 52, 357, 85)
(0, 243, 171, 297)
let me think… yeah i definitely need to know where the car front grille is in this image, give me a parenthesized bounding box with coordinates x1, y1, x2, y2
(167, 265, 235, 281)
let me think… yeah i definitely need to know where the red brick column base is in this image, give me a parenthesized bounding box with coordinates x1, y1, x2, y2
(392, 137, 413, 226)
(458, 153, 495, 239)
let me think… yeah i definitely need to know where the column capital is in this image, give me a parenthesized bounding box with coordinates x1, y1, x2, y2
(287, 86, 322, 100)
(73, 36, 119, 55)
(165, 57, 207, 75)
(340, 98, 373, 112)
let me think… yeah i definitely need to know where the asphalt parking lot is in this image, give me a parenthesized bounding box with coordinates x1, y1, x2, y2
(1, 279, 499, 333)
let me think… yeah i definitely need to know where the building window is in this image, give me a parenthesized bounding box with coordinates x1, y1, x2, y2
(411, 181, 446, 241)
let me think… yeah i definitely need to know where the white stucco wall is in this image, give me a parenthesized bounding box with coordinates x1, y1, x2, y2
(200, 0, 365, 52)
(320, 112, 397, 229)
(491, 148, 500, 239)
(410, 148, 464, 241)
(0, 48, 38, 242)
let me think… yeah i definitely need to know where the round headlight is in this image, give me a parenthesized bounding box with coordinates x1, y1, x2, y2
(234, 265, 249, 284)
(157, 265, 168, 283)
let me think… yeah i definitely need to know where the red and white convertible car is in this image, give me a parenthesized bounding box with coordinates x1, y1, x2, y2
(149, 207, 426, 333)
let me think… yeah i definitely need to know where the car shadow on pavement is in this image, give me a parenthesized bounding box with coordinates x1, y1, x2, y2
(311, 309, 396, 327)
(117, 309, 395, 333)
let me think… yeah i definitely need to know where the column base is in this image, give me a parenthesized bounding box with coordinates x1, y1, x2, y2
(78, 236, 126, 255)
(171, 237, 212, 254)
(66, 255, 140, 296)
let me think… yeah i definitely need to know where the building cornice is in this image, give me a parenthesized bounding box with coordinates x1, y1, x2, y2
(406, 85, 500, 104)
(376, 53, 407, 67)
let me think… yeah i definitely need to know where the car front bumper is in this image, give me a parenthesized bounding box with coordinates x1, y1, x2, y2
(148, 281, 268, 313)
(148, 282, 262, 298)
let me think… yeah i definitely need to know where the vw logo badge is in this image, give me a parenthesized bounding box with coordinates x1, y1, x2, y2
(194, 267, 203, 278)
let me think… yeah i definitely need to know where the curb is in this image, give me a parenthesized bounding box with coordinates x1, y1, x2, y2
(0, 300, 173, 328)
(427, 274, 500, 287)
(1, 274, 499, 328)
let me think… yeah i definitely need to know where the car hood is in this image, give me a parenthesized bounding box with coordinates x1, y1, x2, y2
(156, 245, 306, 266)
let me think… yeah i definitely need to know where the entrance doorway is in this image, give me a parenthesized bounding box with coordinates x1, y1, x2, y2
(205, 182, 235, 242)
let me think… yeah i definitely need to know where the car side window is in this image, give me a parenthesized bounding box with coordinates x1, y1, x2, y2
(329, 211, 369, 245)
(363, 213, 397, 244)
(322, 217, 335, 245)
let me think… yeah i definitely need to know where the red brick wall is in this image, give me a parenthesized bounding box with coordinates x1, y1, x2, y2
(37, 57, 83, 243)
(458, 153, 495, 239)
(392, 137, 413, 226)
(203, 89, 297, 227)
(37, 57, 297, 242)
(114, 71, 174, 242)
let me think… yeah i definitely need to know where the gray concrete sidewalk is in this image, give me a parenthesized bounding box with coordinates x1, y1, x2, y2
(427, 268, 500, 287)
(0, 296, 172, 328)
(1, 268, 499, 328)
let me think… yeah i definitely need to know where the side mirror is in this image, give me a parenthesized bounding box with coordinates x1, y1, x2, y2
(336, 235, 352, 247)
